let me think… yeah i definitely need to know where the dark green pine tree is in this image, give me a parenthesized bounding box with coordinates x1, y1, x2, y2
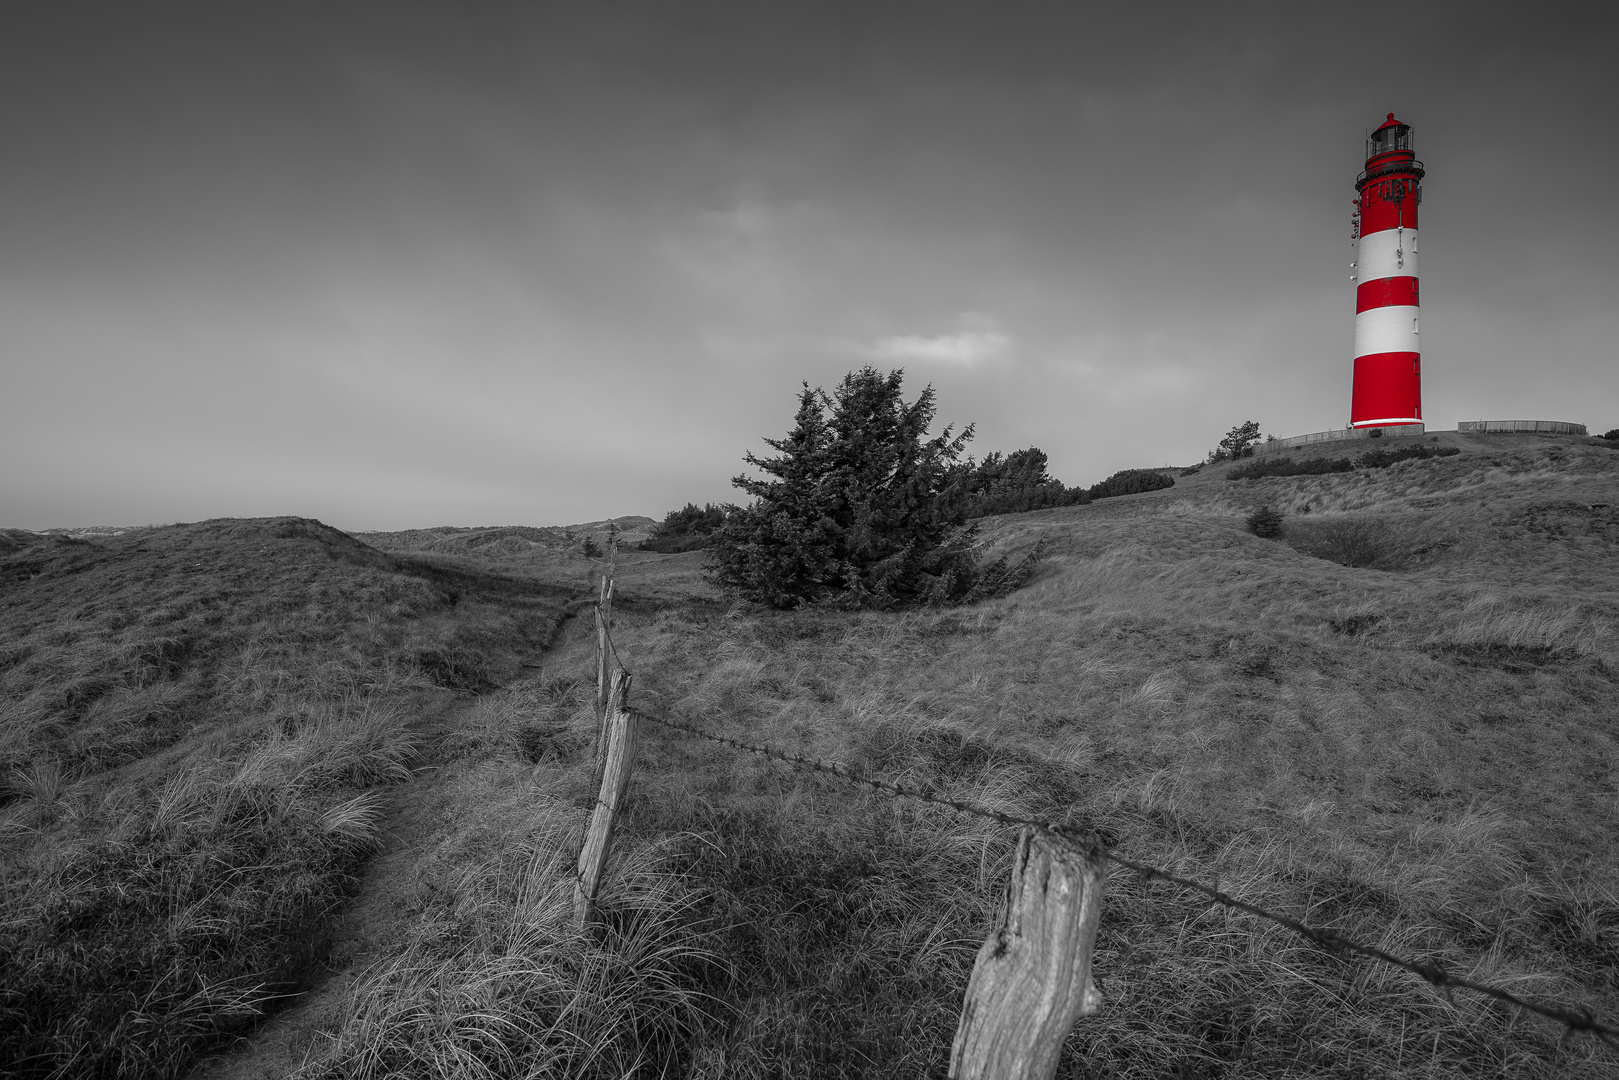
(706, 367, 984, 609)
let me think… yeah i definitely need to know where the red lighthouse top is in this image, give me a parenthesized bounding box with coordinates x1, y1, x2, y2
(1365, 113, 1415, 166)
(1356, 111, 1423, 216)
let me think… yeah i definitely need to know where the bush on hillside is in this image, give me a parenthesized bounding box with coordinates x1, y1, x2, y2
(1086, 469, 1176, 500)
(1227, 444, 1459, 481)
(1229, 456, 1354, 481)
(959, 447, 1088, 518)
(1304, 516, 1384, 568)
(707, 367, 1034, 609)
(1600, 428, 1618, 441)
(1246, 506, 1285, 538)
(1356, 444, 1460, 468)
(640, 503, 727, 553)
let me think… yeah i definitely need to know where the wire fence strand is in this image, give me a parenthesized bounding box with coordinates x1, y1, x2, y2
(597, 613, 1619, 1050)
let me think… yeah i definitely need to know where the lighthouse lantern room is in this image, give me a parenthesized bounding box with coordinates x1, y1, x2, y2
(1350, 113, 1424, 428)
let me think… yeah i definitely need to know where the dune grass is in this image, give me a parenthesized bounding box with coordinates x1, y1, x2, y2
(0, 517, 569, 1079)
(274, 437, 1617, 1078)
(286, 796, 728, 1080)
(550, 436, 1613, 1077)
(6, 438, 1617, 1078)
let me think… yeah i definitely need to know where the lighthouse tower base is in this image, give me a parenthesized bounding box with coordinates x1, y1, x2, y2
(1351, 418, 1425, 429)
(1349, 352, 1422, 429)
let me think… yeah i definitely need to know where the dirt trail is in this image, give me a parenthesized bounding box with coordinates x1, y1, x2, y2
(181, 685, 489, 1080)
(187, 605, 594, 1080)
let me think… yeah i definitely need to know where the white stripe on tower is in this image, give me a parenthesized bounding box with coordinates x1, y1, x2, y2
(1355, 228, 1418, 281)
(1354, 305, 1420, 357)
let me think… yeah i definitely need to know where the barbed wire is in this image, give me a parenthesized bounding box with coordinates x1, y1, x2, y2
(596, 613, 1619, 1050)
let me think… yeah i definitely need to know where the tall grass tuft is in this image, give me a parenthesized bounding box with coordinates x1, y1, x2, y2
(293, 822, 728, 1080)
(319, 790, 389, 852)
(7, 757, 65, 810)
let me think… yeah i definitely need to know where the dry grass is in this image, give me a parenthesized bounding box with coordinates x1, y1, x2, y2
(289, 803, 727, 1080)
(0, 517, 570, 1079)
(6, 437, 1617, 1079)
(568, 435, 1617, 1077)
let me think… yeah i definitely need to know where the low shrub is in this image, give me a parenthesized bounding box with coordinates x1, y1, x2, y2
(1087, 469, 1175, 500)
(1227, 444, 1459, 481)
(1228, 456, 1352, 481)
(1355, 444, 1460, 469)
(1178, 465, 1201, 477)
(1300, 516, 1384, 568)
(640, 504, 727, 553)
(1602, 428, 1619, 441)
(959, 448, 1088, 519)
(638, 531, 713, 554)
(1246, 506, 1285, 538)
(962, 481, 1086, 519)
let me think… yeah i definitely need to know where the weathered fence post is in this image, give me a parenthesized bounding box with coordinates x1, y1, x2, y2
(950, 827, 1108, 1080)
(590, 571, 617, 795)
(575, 667, 636, 929)
(595, 571, 615, 722)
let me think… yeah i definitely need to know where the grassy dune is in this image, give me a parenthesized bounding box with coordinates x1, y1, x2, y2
(0, 518, 571, 1078)
(4, 435, 1617, 1078)
(581, 437, 1618, 1077)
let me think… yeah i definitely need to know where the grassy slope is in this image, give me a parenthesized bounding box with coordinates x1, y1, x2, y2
(587, 436, 1619, 1078)
(7, 435, 1618, 1079)
(253, 433, 1619, 1080)
(0, 517, 572, 1079)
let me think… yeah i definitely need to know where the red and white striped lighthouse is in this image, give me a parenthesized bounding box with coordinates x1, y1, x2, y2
(1349, 113, 1424, 428)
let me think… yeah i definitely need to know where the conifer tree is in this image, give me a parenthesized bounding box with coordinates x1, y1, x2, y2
(707, 367, 988, 609)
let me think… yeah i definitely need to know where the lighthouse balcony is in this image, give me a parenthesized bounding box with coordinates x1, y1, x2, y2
(1356, 158, 1425, 189)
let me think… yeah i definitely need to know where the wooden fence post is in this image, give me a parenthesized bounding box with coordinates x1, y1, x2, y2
(575, 667, 636, 929)
(950, 827, 1107, 1080)
(590, 572, 616, 794)
(595, 571, 615, 722)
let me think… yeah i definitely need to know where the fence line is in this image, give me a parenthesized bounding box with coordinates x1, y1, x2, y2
(1261, 424, 1427, 451)
(1457, 419, 1588, 436)
(582, 591, 1619, 1062)
(575, 667, 635, 929)
(624, 698, 1618, 1051)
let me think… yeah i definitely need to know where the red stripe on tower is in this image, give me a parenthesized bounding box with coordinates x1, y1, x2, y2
(1349, 113, 1424, 428)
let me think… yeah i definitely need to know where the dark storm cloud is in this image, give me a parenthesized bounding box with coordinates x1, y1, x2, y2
(3, 2, 1615, 529)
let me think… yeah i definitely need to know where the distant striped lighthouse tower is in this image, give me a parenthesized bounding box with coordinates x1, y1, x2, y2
(1350, 113, 1424, 428)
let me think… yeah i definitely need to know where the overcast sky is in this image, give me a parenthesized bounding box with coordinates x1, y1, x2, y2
(4, 2, 1615, 531)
